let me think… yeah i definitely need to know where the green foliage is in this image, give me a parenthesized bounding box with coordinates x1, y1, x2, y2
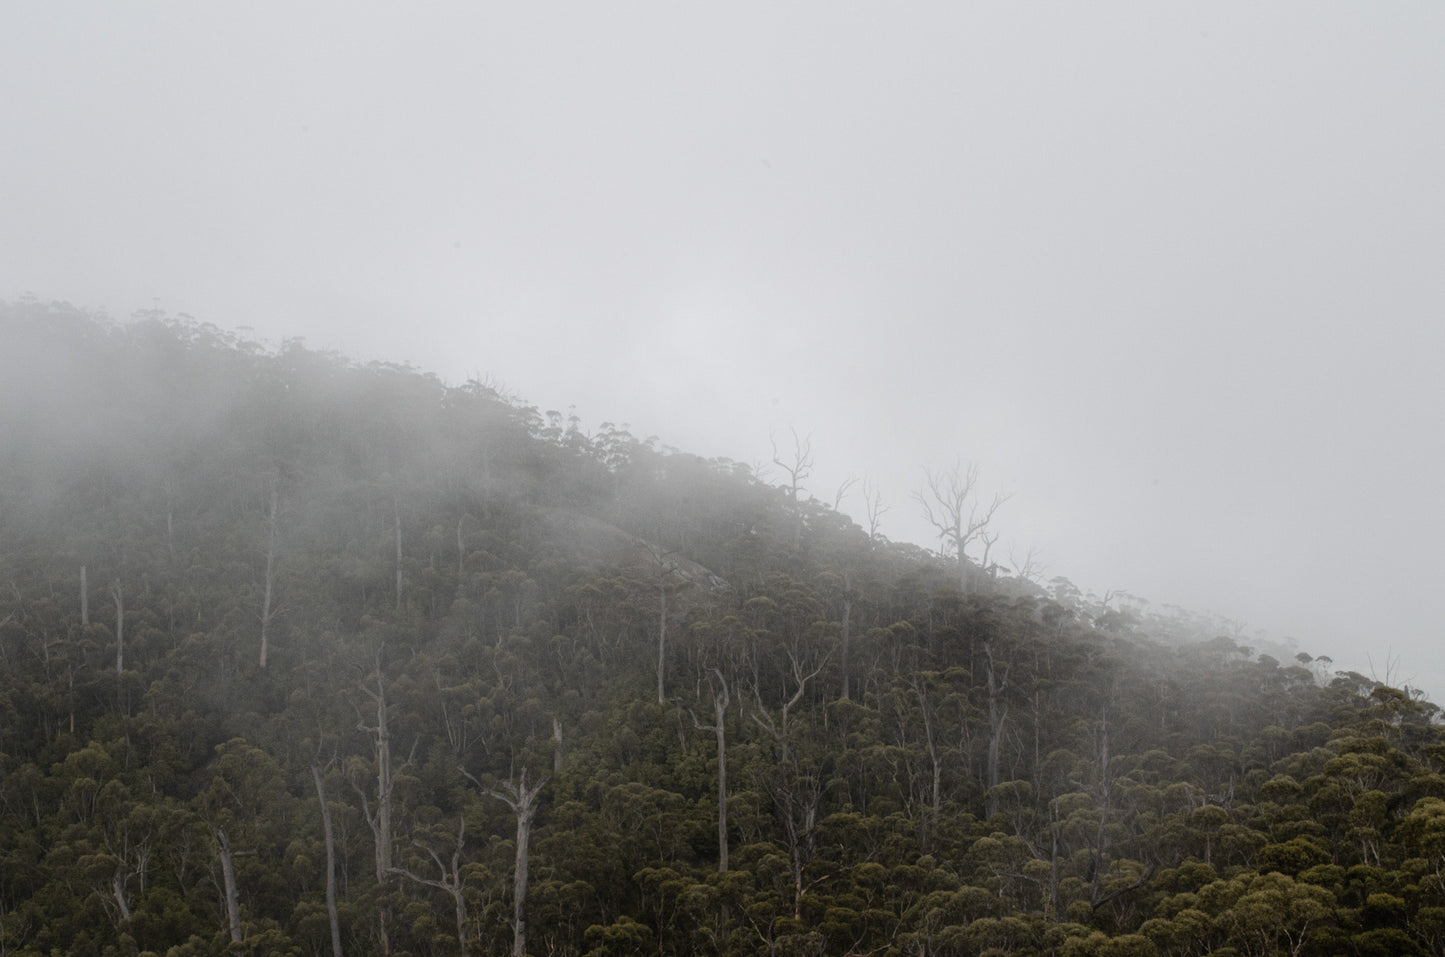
(0, 301, 1442, 955)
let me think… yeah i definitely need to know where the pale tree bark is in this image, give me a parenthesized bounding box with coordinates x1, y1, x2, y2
(644, 544, 679, 704)
(753, 650, 829, 919)
(164, 471, 177, 563)
(658, 572, 668, 705)
(80, 564, 88, 625)
(311, 764, 343, 957)
(259, 476, 281, 669)
(983, 641, 1011, 818)
(685, 670, 732, 872)
(772, 428, 813, 549)
(353, 656, 414, 884)
(913, 461, 1009, 594)
(456, 513, 467, 580)
(862, 478, 888, 545)
(752, 647, 829, 752)
(1089, 712, 1114, 908)
(771, 427, 813, 504)
(1009, 545, 1046, 585)
(216, 827, 243, 943)
(393, 495, 404, 608)
(352, 658, 413, 957)
(980, 530, 1000, 580)
(389, 816, 469, 950)
(111, 871, 132, 923)
(911, 676, 943, 821)
(111, 580, 124, 673)
(839, 572, 853, 700)
(465, 767, 546, 957)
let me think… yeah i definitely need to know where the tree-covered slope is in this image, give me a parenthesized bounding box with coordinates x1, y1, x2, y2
(1, 300, 1442, 957)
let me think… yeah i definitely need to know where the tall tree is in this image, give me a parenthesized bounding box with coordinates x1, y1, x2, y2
(110, 579, 124, 673)
(686, 670, 732, 872)
(914, 461, 1008, 594)
(468, 767, 546, 957)
(258, 472, 281, 669)
(311, 762, 343, 957)
(390, 815, 470, 951)
(352, 654, 413, 884)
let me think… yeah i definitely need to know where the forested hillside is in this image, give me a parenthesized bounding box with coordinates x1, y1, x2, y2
(2, 300, 1443, 957)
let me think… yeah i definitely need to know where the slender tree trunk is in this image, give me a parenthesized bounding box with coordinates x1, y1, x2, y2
(713, 678, 730, 872)
(389, 817, 469, 950)
(111, 580, 124, 673)
(355, 659, 405, 884)
(1090, 713, 1112, 906)
(165, 473, 176, 563)
(217, 828, 243, 943)
(983, 642, 1009, 818)
(312, 765, 343, 957)
(657, 573, 668, 704)
(484, 769, 546, 957)
(839, 573, 852, 700)
(1048, 801, 1063, 921)
(259, 479, 280, 669)
(376, 719, 393, 882)
(393, 496, 403, 608)
(112, 870, 131, 922)
(355, 661, 408, 957)
(452, 872, 467, 950)
(456, 513, 466, 580)
(80, 565, 88, 625)
(511, 786, 536, 957)
(552, 717, 563, 774)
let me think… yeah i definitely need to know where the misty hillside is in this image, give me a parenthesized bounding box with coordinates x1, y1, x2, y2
(2, 299, 1443, 957)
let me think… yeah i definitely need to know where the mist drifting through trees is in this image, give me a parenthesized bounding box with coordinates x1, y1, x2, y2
(0, 301, 1442, 956)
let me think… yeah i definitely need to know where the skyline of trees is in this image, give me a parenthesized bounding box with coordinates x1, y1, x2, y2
(1, 300, 1441, 956)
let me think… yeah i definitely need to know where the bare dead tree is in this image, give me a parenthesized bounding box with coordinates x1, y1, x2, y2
(980, 530, 1000, 579)
(832, 475, 860, 511)
(773, 428, 814, 551)
(861, 479, 888, 544)
(913, 462, 1010, 594)
(1008, 545, 1046, 584)
(771, 428, 813, 504)
(462, 767, 546, 957)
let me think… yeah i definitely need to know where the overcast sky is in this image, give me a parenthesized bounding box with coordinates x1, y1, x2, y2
(4, 3, 1444, 700)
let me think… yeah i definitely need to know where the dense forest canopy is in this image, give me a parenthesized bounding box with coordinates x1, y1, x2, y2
(1, 298, 1443, 957)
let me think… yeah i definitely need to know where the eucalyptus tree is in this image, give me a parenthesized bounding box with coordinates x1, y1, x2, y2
(463, 767, 546, 957)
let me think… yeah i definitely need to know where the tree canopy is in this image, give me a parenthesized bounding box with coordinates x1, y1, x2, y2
(1, 299, 1441, 956)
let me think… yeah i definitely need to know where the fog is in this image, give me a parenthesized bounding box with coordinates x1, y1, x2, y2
(4, 4, 1443, 698)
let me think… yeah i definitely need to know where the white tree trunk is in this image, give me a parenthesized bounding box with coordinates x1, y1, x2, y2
(217, 828, 243, 943)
